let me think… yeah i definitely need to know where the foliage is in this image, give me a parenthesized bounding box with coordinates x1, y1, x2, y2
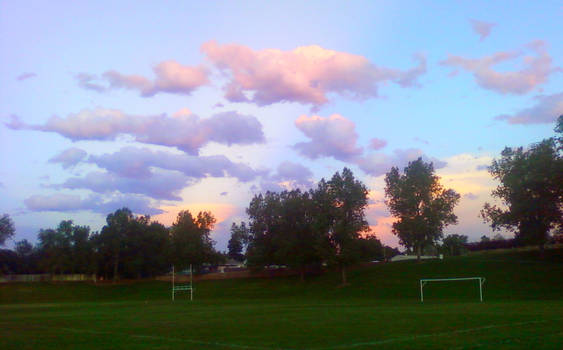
(384, 158, 460, 260)
(357, 234, 384, 261)
(0, 214, 15, 246)
(246, 189, 324, 280)
(481, 125, 563, 249)
(440, 234, 468, 256)
(169, 210, 220, 271)
(228, 222, 249, 262)
(323, 168, 370, 284)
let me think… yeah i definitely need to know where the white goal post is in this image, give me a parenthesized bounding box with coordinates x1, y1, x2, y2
(419, 277, 485, 302)
(172, 264, 193, 301)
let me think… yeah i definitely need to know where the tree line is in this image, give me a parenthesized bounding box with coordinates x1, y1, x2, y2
(1, 116, 561, 280)
(0, 208, 222, 280)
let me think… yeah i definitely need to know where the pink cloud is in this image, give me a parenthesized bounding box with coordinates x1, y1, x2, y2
(201, 41, 426, 107)
(48, 148, 87, 169)
(16, 72, 37, 81)
(356, 149, 447, 177)
(495, 92, 563, 124)
(441, 40, 559, 95)
(6, 108, 265, 155)
(294, 114, 363, 161)
(369, 138, 387, 150)
(469, 19, 496, 41)
(103, 61, 208, 97)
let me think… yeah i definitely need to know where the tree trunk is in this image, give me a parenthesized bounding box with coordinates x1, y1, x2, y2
(416, 245, 422, 262)
(113, 253, 119, 282)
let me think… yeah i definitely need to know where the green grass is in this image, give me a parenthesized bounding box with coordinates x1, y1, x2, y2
(1, 248, 562, 349)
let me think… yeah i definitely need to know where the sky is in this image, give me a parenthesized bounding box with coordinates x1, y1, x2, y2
(1, 1, 562, 251)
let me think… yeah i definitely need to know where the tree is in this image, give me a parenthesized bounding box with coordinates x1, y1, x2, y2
(169, 210, 219, 271)
(481, 126, 563, 250)
(441, 234, 468, 256)
(228, 222, 249, 262)
(357, 234, 384, 262)
(321, 168, 370, 284)
(98, 208, 135, 280)
(0, 214, 15, 246)
(274, 189, 322, 281)
(385, 158, 460, 261)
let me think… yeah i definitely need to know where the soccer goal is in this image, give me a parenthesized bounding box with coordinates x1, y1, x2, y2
(171, 264, 193, 301)
(419, 277, 485, 302)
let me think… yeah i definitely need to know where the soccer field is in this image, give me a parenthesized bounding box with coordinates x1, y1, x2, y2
(2, 249, 562, 349)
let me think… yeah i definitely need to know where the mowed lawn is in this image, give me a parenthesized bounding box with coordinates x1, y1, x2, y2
(1, 248, 562, 350)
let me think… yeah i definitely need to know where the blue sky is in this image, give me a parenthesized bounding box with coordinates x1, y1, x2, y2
(1, 1, 561, 249)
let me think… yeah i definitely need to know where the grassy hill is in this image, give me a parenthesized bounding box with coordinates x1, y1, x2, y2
(1, 248, 562, 349)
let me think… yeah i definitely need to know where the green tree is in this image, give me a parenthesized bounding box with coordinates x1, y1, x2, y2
(228, 222, 249, 262)
(441, 234, 468, 256)
(98, 208, 135, 280)
(275, 189, 322, 281)
(385, 158, 460, 261)
(246, 192, 283, 268)
(357, 235, 384, 262)
(169, 210, 219, 271)
(0, 214, 15, 246)
(323, 168, 370, 284)
(481, 124, 563, 250)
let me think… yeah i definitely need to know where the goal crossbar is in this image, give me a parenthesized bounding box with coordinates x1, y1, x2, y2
(420, 277, 485, 302)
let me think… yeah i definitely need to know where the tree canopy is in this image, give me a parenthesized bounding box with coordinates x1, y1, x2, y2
(169, 210, 220, 270)
(384, 158, 460, 260)
(481, 120, 563, 249)
(0, 214, 15, 246)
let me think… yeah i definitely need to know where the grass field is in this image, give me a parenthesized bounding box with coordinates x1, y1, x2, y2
(1, 248, 562, 349)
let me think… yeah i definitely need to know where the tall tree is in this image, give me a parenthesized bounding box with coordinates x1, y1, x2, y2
(169, 210, 218, 271)
(246, 192, 283, 268)
(98, 208, 135, 280)
(322, 168, 370, 284)
(385, 158, 460, 260)
(228, 222, 249, 262)
(275, 189, 322, 281)
(481, 121, 563, 250)
(0, 214, 15, 246)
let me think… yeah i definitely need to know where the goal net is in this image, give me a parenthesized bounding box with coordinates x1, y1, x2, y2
(419, 277, 485, 302)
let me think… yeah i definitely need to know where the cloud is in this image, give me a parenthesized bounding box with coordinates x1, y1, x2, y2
(494, 92, 563, 124)
(17, 72, 37, 81)
(48, 148, 87, 169)
(356, 148, 447, 177)
(441, 40, 559, 94)
(369, 138, 387, 150)
(294, 114, 363, 161)
(60, 170, 190, 201)
(201, 41, 426, 107)
(87, 147, 262, 182)
(463, 192, 479, 200)
(47, 147, 263, 201)
(257, 161, 314, 193)
(75, 73, 106, 92)
(469, 19, 496, 41)
(6, 108, 265, 155)
(24, 193, 163, 215)
(77, 61, 208, 97)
